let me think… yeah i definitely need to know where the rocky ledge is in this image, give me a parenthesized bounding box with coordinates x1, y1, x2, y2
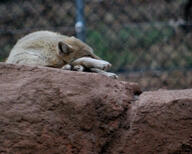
(0, 63, 191, 154)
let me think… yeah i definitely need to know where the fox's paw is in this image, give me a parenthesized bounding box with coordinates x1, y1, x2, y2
(97, 61, 111, 71)
(73, 65, 84, 72)
(94, 60, 111, 71)
(90, 68, 118, 79)
(104, 72, 118, 79)
(62, 64, 72, 70)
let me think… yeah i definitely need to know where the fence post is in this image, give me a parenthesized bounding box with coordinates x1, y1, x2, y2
(75, 0, 85, 42)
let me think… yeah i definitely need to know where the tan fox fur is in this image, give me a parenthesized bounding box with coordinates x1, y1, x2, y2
(6, 31, 117, 78)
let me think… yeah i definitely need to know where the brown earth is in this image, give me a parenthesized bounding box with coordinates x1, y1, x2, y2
(0, 63, 192, 154)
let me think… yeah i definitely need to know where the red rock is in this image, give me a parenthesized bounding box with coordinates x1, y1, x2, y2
(0, 63, 192, 154)
(0, 63, 140, 154)
(115, 89, 192, 154)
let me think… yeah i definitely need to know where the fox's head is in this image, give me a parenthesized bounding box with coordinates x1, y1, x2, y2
(57, 36, 100, 64)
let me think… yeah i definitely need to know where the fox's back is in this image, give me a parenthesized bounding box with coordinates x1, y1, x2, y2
(6, 31, 67, 66)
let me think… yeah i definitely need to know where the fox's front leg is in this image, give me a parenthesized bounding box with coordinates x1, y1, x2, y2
(71, 57, 111, 71)
(90, 68, 118, 79)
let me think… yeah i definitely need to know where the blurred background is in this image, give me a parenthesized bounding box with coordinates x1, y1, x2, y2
(0, 0, 192, 90)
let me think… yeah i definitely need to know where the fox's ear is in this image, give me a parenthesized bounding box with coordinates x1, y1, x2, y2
(58, 41, 73, 55)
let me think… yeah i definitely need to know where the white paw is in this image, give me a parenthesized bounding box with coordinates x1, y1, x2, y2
(73, 65, 84, 72)
(105, 72, 118, 79)
(62, 64, 72, 70)
(97, 61, 112, 71)
(95, 60, 111, 71)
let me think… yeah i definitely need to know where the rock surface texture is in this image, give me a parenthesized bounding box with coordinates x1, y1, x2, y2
(0, 62, 192, 154)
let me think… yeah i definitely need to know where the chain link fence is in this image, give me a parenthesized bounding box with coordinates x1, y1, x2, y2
(0, 0, 192, 90)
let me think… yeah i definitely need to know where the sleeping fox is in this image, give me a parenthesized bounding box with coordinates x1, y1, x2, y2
(6, 31, 117, 78)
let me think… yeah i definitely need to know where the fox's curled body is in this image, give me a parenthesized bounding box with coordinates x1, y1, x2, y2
(7, 31, 100, 66)
(6, 31, 117, 78)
